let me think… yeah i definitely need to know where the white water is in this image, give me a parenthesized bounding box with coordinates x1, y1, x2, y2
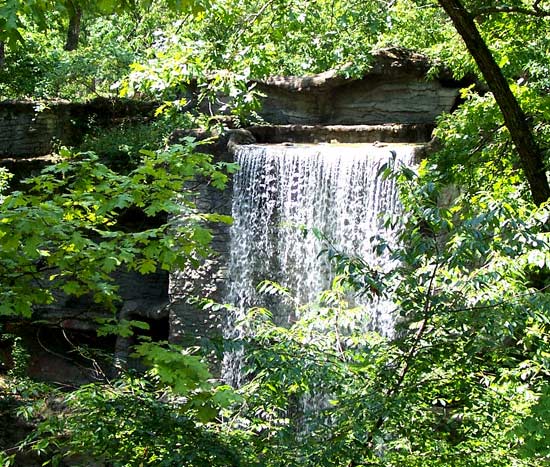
(224, 143, 416, 384)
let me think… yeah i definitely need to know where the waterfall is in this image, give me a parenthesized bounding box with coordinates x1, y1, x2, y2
(224, 142, 416, 385)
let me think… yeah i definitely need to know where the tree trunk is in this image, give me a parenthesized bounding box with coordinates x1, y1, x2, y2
(0, 41, 5, 69)
(64, 2, 82, 51)
(437, 0, 550, 206)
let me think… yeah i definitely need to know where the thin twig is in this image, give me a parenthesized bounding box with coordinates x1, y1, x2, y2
(61, 328, 109, 382)
(231, 0, 277, 45)
(389, 256, 440, 398)
(448, 282, 550, 313)
(364, 251, 441, 447)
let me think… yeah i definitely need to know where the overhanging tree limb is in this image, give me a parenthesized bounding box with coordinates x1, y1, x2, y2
(437, 0, 550, 206)
(472, 5, 550, 17)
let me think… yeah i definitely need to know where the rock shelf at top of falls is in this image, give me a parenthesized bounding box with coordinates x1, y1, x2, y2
(247, 123, 435, 145)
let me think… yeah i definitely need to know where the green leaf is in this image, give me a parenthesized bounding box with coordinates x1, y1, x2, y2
(138, 259, 157, 274)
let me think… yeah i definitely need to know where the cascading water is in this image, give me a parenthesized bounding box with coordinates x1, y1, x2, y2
(223, 142, 417, 385)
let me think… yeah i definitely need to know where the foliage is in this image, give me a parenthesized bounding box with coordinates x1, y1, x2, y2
(432, 86, 550, 189)
(0, 0, 206, 47)
(382, 0, 550, 89)
(119, 0, 393, 124)
(28, 354, 244, 467)
(0, 0, 392, 103)
(0, 33, 61, 98)
(0, 137, 238, 464)
(223, 155, 550, 466)
(0, 374, 57, 466)
(0, 6, 172, 99)
(124, 0, 389, 86)
(0, 141, 236, 318)
(0, 167, 11, 198)
(2, 0, 550, 102)
(78, 114, 193, 171)
(1, 0, 550, 466)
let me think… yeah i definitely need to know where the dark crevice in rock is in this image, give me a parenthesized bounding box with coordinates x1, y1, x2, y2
(247, 123, 435, 144)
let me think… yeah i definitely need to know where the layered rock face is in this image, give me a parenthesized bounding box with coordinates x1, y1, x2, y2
(255, 48, 461, 127)
(0, 99, 156, 158)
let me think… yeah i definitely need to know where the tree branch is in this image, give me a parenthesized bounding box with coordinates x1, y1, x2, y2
(231, 0, 276, 45)
(472, 5, 550, 18)
(364, 256, 441, 448)
(438, 0, 550, 206)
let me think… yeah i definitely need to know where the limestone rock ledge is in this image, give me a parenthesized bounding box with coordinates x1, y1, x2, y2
(254, 48, 465, 126)
(0, 98, 157, 158)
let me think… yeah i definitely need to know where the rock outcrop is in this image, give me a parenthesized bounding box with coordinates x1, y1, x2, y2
(254, 48, 465, 126)
(0, 98, 156, 158)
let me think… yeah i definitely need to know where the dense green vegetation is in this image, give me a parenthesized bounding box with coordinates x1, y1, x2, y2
(1, 0, 549, 466)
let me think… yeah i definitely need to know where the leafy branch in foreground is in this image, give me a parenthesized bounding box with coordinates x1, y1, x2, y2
(0, 140, 236, 319)
(0, 136, 241, 465)
(26, 343, 245, 466)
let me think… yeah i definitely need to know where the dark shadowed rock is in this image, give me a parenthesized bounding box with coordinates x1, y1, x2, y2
(0, 98, 157, 158)
(248, 123, 434, 144)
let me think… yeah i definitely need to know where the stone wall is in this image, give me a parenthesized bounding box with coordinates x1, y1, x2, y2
(0, 102, 65, 157)
(0, 98, 157, 158)
(248, 123, 435, 144)
(167, 130, 248, 371)
(256, 78, 459, 126)
(168, 183, 232, 371)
